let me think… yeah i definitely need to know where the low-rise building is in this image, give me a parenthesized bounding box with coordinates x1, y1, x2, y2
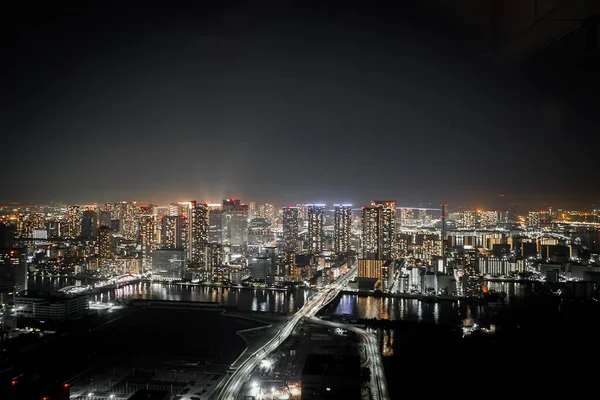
(16, 294, 89, 321)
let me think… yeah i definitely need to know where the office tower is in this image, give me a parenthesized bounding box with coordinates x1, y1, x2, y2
(0, 248, 27, 293)
(80, 210, 98, 238)
(151, 249, 186, 281)
(207, 203, 223, 243)
(307, 204, 325, 253)
(67, 205, 82, 238)
(139, 215, 157, 259)
(206, 243, 223, 270)
(189, 201, 208, 265)
(362, 200, 396, 260)
(161, 216, 183, 249)
(98, 226, 114, 258)
(333, 204, 352, 254)
(98, 211, 111, 227)
(221, 198, 248, 249)
(282, 206, 299, 252)
(0, 223, 15, 247)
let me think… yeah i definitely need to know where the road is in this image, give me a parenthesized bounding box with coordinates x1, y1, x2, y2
(214, 264, 357, 400)
(309, 317, 389, 400)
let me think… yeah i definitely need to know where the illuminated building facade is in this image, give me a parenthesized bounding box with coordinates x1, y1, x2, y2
(221, 198, 248, 249)
(161, 216, 183, 249)
(333, 204, 352, 254)
(139, 215, 156, 259)
(307, 204, 325, 253)
(461, 210, 477, 229)
(479, 211, 498, 228)
(190, 201, 208, 265)
(67, 205, 82, 238)
(208, 203, 223, 243)
(362, 200, 396, 260)
(98, 226, 114, 258)
(528, 211, 541, 228)
(282, 206, 299, 252)
(104, 202, 139, 239)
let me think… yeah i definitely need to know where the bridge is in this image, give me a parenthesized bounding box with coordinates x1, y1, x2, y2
(94, 273, 141, 288)
(57, 274, 140, 294)
(214, 263, 362, 400)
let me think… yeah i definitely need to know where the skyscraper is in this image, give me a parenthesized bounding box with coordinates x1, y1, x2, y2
(282, 206, 299, 252)
(362, 200, 396, 260)
(80, 210, 98, 238)
(221, 199, 248, 250)
(307, 204, 325, 253)
(189, 201, 208, 265)
(333, 204, 352, 254)
(0, 248, 27, 293)
(139, 215, 157, 259)
(161, 216, 183, 249)
(67, 205, 82, 238)
(98, 226, 114, 258)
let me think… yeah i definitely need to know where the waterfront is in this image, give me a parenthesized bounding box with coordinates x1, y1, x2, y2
(28, 276, 310, 313)
(28, 276, 534, 321)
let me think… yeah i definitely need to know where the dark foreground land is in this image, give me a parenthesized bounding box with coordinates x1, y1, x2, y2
(0, 308, 264, 397)
(380, 295, 600, 398)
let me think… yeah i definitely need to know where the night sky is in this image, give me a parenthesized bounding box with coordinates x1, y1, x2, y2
(2, 1, 598, 208)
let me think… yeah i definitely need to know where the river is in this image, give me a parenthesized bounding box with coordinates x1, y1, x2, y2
(28, 275, 532, 323)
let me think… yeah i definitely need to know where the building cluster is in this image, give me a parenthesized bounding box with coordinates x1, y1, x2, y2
(0, 201, 599, 299)
(354, 205, 600, 299)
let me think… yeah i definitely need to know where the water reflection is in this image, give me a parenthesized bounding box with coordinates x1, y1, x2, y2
(27, 277, 308, 313)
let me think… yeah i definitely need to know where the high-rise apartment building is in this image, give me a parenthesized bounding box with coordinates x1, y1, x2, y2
(98, 226, 114, 258)
(282, 206, 299, 252)
(176, 202, 192, 258)
(104, 202, 139, 239)
(462, 210, 477, 229)
(307, 204, 325, 253)
(333, 204, 352, 254)
(161, 216, 183, 249)
(189, 201, 208, 265)
(362, 200, 396, 260)
(528, 211, 541, 228)
(479, 211, 498, 228)
(139, 215, 157, 259)
(67, 205, 82, 238)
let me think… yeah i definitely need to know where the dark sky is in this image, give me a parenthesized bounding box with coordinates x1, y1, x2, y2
(2, 1, 598, 209)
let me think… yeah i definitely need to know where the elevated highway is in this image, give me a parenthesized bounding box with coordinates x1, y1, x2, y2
(214, 263, 357, 400)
